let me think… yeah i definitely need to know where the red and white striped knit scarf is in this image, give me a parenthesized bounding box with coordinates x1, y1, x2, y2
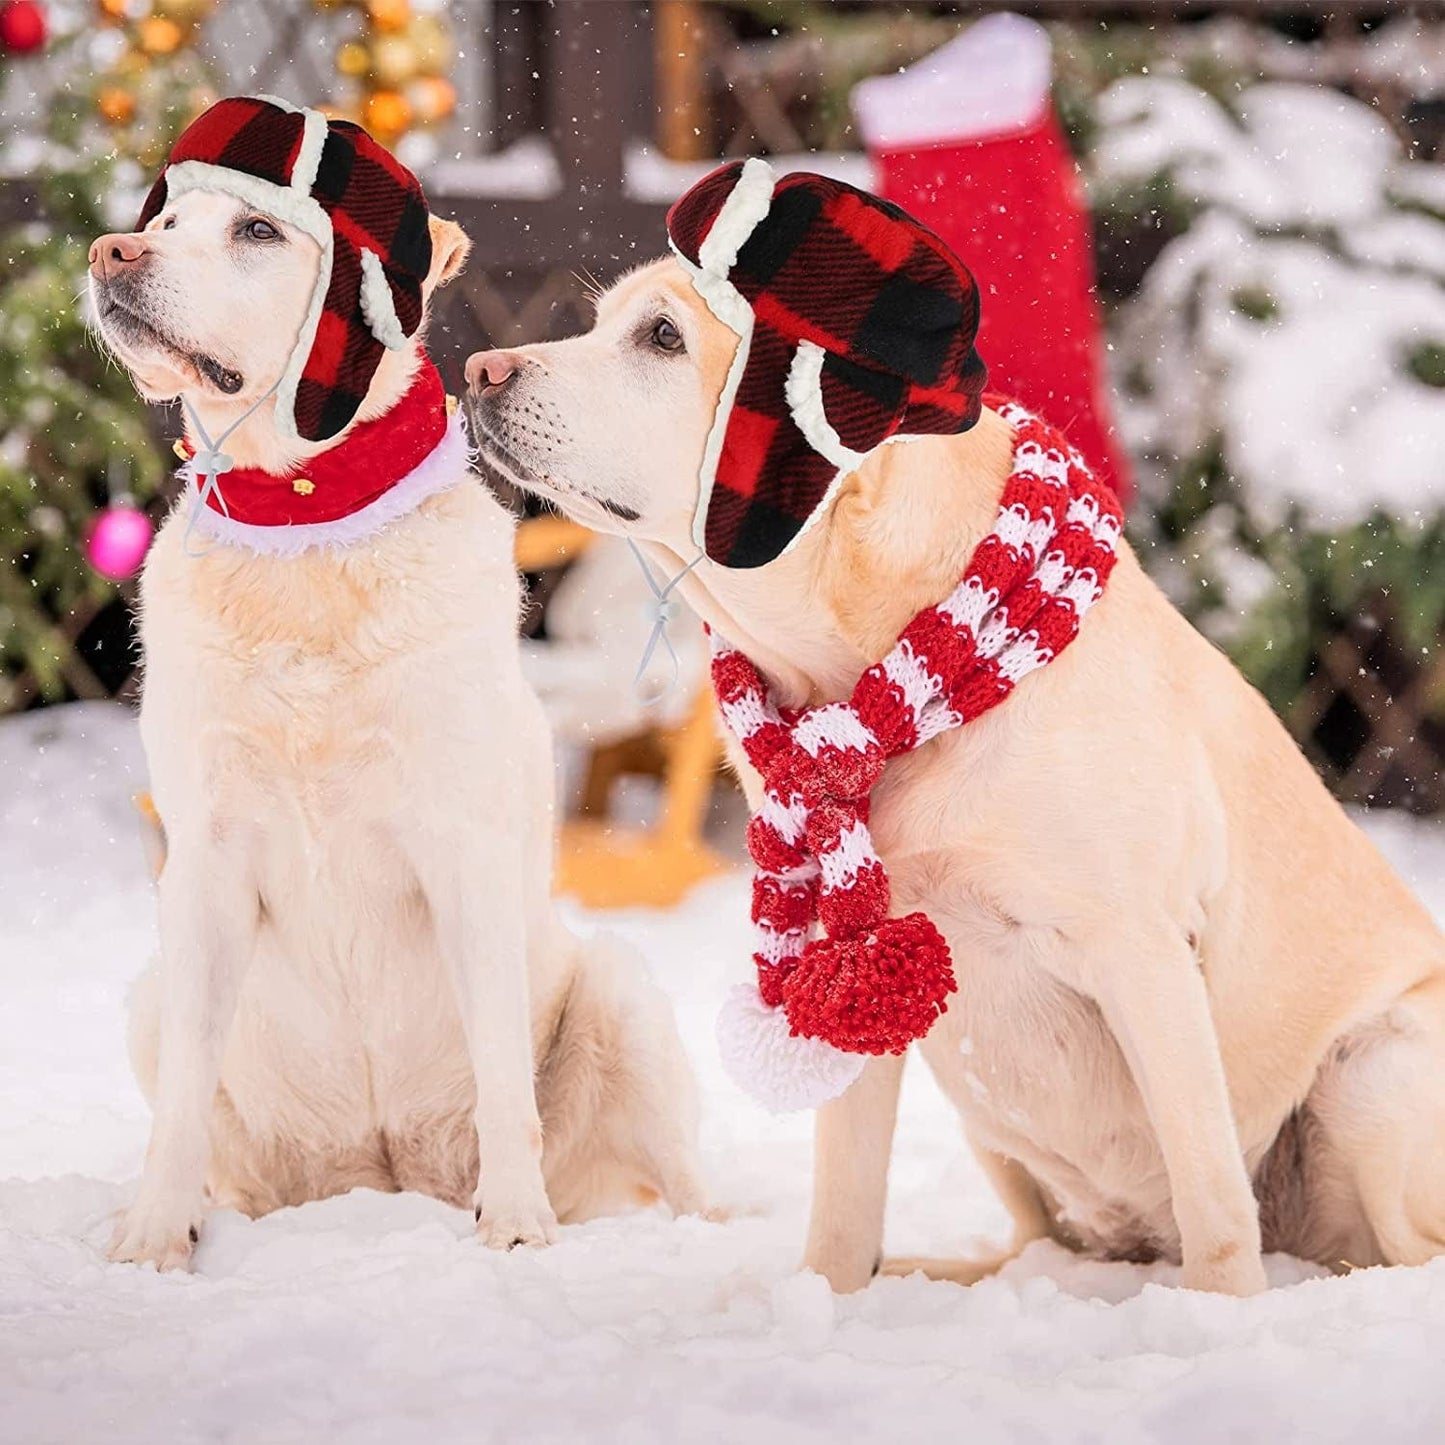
(711, 400, 1124, 1112)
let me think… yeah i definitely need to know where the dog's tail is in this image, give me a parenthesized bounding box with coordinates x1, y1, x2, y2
(534, 925, 709, 1224)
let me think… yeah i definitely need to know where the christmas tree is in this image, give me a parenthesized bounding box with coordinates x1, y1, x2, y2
(0, 0, 215, 710)
(0, 0, 463, 711)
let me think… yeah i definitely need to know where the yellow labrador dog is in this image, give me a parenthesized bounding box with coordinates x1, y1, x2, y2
(466, 256, 1445, 1297)
(88, 114, 703, 1271)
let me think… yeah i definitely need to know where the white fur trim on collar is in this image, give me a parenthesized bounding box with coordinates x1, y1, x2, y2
(359, 247, 409, 350)
(180, 407, 471, 557)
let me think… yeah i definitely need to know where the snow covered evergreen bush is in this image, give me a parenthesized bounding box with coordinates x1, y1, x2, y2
(1094, 77, 1445, 715)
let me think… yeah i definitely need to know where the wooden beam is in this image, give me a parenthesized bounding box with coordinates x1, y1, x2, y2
(656, 1, 710, 161)
(549, 0, 647, 190)
(488, 0, 545, 151)
(438, 195, 670, 275)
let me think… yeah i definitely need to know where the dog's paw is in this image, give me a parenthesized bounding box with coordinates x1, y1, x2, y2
(108, 1202, 202, 1271)
(1181, 1245, 1268, 1297)
(877, 1252, 1015, 1287)
(801, 1243, 878, 1295)
(473, 1191, 558, 1251)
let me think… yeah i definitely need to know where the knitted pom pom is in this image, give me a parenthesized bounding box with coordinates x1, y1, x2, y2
(716, 984, 867, 1112)
(781, 914, 956, 1055)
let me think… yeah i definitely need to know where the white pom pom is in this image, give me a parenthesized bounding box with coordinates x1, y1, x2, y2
(716, 984, 866, 1112)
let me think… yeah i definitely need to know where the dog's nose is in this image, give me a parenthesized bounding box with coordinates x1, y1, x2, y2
(466, 349, 520, 394)
(89, 233, 149, 282)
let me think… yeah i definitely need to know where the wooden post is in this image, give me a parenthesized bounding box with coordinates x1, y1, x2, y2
(549, 0, 636, 191)
(655, 0, 710, 161)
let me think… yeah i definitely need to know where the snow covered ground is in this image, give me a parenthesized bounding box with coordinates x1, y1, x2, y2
(6, 702, 1445, 1444)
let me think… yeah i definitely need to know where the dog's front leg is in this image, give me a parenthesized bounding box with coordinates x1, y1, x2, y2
(802, 1053, 906, 1292)
(411, 827, 557, 1249)
(1091, 927, 1267, 1296)
(110, 832, 259, 1269)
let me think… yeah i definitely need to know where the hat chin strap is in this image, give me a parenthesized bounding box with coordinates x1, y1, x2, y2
(178, 377, 282, 558)
(626, 537, 706, 704)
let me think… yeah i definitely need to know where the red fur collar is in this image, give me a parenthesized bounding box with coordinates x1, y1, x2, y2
(177, 356, 450, 528)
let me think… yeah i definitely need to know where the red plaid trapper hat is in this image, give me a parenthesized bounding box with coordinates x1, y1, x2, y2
(137, 95, 433, 443)
(667, 159, 988, 569)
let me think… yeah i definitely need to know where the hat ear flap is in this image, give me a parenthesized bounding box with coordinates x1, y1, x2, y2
(786, 343, 907, 466)
(291, 231, 429, 444)
(666, 159, 748, 265)
(817, 351, 910, 456)
(702, 325, 847, 569)
(292, 230, 382, 443)
(897, 343, 988, 437)
(359, 246, 424, 350)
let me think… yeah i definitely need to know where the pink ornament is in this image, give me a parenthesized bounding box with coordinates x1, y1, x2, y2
(85, 503, 154, 581)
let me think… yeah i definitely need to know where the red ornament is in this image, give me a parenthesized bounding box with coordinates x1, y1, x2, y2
(0, 1, 47, 54)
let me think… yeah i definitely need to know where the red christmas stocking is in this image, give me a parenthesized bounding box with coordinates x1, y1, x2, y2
(854, 13, 1133, 505)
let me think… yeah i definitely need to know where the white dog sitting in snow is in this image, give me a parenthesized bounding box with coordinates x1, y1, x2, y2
(88, 95, 704, 1269)
(466, 157, 1445, 1298)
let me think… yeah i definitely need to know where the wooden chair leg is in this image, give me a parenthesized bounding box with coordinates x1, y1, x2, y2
(657, 686, 723, 846)
(556, 690, 732, 909)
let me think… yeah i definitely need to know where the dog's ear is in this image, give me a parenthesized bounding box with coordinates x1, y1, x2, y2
(427, 217, 471, 289)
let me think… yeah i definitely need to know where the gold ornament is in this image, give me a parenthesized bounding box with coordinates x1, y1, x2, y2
(97, 0, 129, 22)
(138, 15, 184, 55)
(336, 40, 370, 78)
(363, 88, 412, 139)
(97, 85, 137, 126)
(367, 0, 411, 33)
(406, 75, 454, 125)
(153, 0, 214, 26)
(370, 34, 419, 88)
(322, 0, 451, 147)
(406, 14, 449, 73)
(113, 44, 149, 78)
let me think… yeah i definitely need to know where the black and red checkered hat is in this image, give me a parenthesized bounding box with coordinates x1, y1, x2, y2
(667, 159, 987, 568)
(137, 95, 432, 443)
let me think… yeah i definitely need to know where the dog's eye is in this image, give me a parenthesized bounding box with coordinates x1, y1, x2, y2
(163, 215, 176, 231)
(242, 218, 281, 243)
(650, 317, 684, 353)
